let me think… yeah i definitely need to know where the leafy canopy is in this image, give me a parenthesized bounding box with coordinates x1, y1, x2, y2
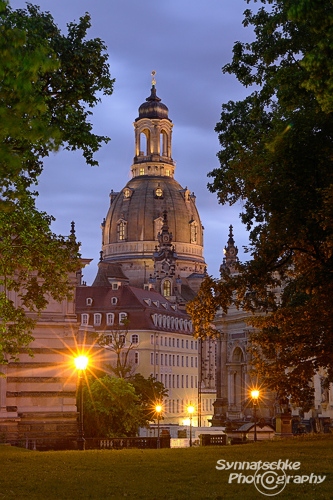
(0, 1, 114, 364)
(193, 0, 333, 408)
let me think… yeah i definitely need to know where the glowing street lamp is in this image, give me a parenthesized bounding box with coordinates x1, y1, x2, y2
(187, 404, 195, 447)
(251, 389, 260, 442)
(155, 403, 163, 449)
(75, 355, 89, 450)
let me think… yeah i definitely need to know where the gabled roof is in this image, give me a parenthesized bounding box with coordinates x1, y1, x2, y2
(76, 284, 190, 332)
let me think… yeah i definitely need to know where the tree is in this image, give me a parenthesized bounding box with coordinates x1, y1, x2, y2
(194, 0, 333, 409)
(129, 373, 168, 423)
(0, 1, 114, 200)
(0, 1, 114, 364)
(97, 320, 136, 378)
(83, 376, 143, 438)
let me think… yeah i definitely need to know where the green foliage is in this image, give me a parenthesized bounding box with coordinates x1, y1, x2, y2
(0, 0, 114, 200)
(129, 373, 168, 422)
(205, 0, 333, 408)
(83, 375, 143, 438)
(0, 193, 80, 364)
(83, 373, 168, 437)
(0, 1, 113, 363)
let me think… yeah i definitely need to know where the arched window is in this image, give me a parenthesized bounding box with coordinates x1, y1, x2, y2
(117, 219, 127, 241)
(119, 312, 128, 325)
(190, 221, 198, 243)
(81, 314, 89, 325)
(139, 130, 150, 155)
(106, 313, 114, 326)
(94, 313, 102, 326)
(163, 279, 171, 297)
(160, 130, 168, 156)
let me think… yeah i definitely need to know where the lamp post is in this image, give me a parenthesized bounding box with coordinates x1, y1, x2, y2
(187, 404, 195, 447)
(74, 355, 88, 450)
(155, 403, 162, 449)
(251, 389, 260, 442)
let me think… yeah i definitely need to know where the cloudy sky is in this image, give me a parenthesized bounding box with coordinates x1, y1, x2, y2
(11, 0, 255, 285)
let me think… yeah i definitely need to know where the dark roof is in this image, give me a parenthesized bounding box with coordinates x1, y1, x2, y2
(136, 85, 171, 121)
(92, 261, 129, 286)
(76, 284, 190, 332)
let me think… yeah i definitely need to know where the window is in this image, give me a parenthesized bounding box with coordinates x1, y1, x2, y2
(119, 334, 125, 345)
(190, 221, 198, 243)
(106, 313, 114, 326)
(186, 356, 188, 367)
(172, 355, 175, 366)
(117, 220, 127, 241)
(131, 334, 139, 344)
(169, 355, 172, 366)
(191, 357, 193, 367)
(177, 375, 179, 388)
(181, 339, 184, 348)
(156, 353, 158, 365)
(163, 279, 171, 297)
(176, 339, 179, 348)
(172, 338, 175, 347)
(119, 312, 127, 325)
(177, 355, 179, 366)
(150, 353, 154, 365)
(160, 336, 163, 346)
(139, 167, 145, 176)
(134, 352, 139, 364)
(169, 338, 171, 347)
(181, 356, 184, 367)
(165, 354, 168, 366)
(86, 298, 93, 306)
(81, 314, 89, 325)
(94, 313, 102, 326)
(112, 283, 118, 290)
(191, 341, 193, 349)
(150, 334, 154, 345)
(186, 375, 188, 388)
(195, 357, 198, 368)
(161, 353, 163, 365)
(186, 340, 189, 349)
(111, 297, 118, 305)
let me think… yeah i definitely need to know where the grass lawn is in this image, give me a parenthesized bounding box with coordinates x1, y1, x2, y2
(1, 435, 332, 499)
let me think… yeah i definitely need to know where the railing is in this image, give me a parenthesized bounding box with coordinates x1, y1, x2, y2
(199, 434, 227, 446)
(86, 436, 170, 450)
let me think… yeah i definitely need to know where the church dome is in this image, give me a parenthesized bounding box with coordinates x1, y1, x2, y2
(103, 176, 204, 259)
(99, 81, 206, 289)
(137, 85, 170, 121)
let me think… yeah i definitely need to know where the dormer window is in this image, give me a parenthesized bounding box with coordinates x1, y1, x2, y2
(119, 312, 127, 325)
(111, 297, 118, 305)
(106, 313, 114, 326)
(81, 314, 89, 325)
(94, 313, 102, 326)
(86, 298, 93, 306)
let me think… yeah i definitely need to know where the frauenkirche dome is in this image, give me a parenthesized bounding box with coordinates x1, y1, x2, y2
(96, 78, 206, 300)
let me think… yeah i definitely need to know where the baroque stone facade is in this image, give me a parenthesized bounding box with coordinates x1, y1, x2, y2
(0, 273, 80, 449)
(211, 227, 333, 433)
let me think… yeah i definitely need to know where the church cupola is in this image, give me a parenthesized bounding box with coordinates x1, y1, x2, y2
(132, 71, 175, 178)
